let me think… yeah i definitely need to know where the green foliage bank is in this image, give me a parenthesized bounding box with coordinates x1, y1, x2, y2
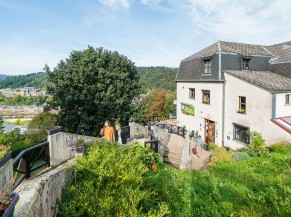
(57, 141, 291, 217)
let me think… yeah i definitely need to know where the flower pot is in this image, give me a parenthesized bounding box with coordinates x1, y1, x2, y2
(1, 192, 19, 217)
(0, 152, 11, 168)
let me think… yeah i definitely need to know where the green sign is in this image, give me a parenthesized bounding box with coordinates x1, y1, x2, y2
(182, 104, 195, 116)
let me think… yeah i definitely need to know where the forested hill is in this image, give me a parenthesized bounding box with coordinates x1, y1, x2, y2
(0, 67, 177, 91)
(0, 72, 46, 89)
(137, 66, 177, 92)
(0, 74, 9, 81)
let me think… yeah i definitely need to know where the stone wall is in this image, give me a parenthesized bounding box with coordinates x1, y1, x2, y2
(0, 158, 13, 193)
(48, 132, 97, 167)
(14, 160, 74, 217)
(129, 122, 148, 139)
(151, 126, 171, 156)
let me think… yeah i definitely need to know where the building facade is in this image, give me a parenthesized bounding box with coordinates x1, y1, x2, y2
(176, 41, 291, 149)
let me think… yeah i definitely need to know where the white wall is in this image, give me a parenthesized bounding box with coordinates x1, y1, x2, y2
(276, 93, 291, 117)
(224, 74, 291, 149)
(176, 82, 224, 146)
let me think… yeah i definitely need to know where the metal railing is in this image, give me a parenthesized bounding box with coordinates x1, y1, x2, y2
(13, 142, 50, 189)
(157, 123, 187, 138)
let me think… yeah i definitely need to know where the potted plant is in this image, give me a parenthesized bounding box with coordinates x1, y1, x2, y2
(237, 109, 246, 114)
(134, 132, 144, 139)
(202, 99, 210, 104)
(0, 177, 19, 217)
(0, 145, 11, 168)
(76, 138, 85, 153)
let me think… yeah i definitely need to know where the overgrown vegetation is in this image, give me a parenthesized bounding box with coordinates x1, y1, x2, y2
(57, 140, 291, 217)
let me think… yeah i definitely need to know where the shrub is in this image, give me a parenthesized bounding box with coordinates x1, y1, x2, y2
(208, 142, 219, 151)
(248, 131, 269, 157)
(0, 145, 10, 159)
(236, 147, 249, 152)
(269, 141, 290, 152)
(208, 148, 233, 166)
(56, 140, 171, 216)
(233, 151, 255, 162)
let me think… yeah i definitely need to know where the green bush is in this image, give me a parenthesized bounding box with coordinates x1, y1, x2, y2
(248, 131, 269, 157)
(56, 140, 172, 216)
(233, 151, 255, 162)
(208, 148, 234, 166)
(269, 141, 290, 153)
(236, 147, 249, 152)
(208, 142, 219, 151)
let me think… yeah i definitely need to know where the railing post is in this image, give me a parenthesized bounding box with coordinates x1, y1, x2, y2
(23, 153, 31, 179)
(46, 142, 50, 167)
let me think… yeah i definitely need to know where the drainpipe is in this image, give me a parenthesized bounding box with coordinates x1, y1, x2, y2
(222, 81, 225, 147)
(218, 41, 222, 80)
(218, 41, 225, 147)
(272, 92, 276, 119)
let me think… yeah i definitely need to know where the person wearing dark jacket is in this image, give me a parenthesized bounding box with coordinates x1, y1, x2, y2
(115, 124, 127, 145)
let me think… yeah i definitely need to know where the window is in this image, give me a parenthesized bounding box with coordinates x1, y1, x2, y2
(202, 90, 210, 104)
(243, 58, 250, 70)
(189, 88, 195, 99)
(238, 96, 246, 113)
(203, 60, 212, 74)
(234, 124, 250, 144)
(286, 94, 290, 104)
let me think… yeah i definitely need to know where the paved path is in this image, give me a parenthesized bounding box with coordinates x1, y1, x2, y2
(190, 140, 212, 170)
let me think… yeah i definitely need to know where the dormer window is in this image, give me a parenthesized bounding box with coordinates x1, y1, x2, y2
(203, 59, 211, 74)
(243, 58, 250, 70)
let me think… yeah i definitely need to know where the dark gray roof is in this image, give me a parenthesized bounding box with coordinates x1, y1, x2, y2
(183, 42, 218, 61)
(265, 41, 291, 62)
(220, 41, 271, 56)
(182, 41, 272, 62)
(224, 70, 291, 92)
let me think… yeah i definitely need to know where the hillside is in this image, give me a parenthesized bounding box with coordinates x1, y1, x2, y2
(0, 74, 9, 81)
(137, 66, 177, 92)
(0, 72, 46, 89)
(0, 67, 177, 91)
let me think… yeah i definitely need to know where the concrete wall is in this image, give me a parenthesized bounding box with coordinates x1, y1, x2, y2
(224, 74, 291, 149)
(0, 158, 13, 193)
(176, 82, 224, 146)
(151, 125, 171, 156)
(275, 93, 291, 117)
(48, 132, 97, 167)
(129, 122, 148, 139)
(14, 161, 74, 217)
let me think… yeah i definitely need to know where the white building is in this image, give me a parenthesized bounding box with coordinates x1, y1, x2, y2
(176, 41, 291, 149)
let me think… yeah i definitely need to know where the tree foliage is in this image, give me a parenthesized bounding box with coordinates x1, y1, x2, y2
(137, 66, 177, 93)
(26, 112, 57, 142)
(45, 46, 140, 136)
(0, 94, 46, 106)
(132, 89, 176, 121)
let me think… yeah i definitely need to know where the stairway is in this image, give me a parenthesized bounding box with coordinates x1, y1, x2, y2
(164, 134, 185, 168)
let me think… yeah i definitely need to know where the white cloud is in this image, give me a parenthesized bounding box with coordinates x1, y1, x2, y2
(100, 0, 131, 8)
(182, 0, 291, 44)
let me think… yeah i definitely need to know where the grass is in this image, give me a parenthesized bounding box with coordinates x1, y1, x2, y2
(56, 141, 291, 217)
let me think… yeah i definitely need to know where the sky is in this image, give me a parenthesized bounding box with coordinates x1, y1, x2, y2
(0, 0, 291, 75)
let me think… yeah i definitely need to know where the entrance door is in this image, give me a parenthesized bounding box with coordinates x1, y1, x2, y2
(204, 119, 215, 144)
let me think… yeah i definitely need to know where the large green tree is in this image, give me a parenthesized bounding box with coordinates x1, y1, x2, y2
(45, 47, 140, 136)
(26, 111, 57, 142)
